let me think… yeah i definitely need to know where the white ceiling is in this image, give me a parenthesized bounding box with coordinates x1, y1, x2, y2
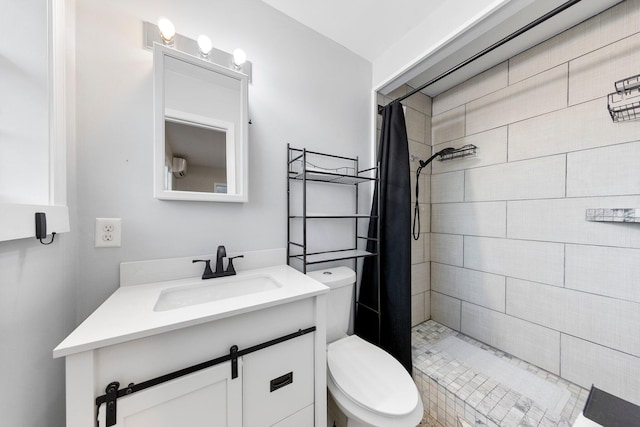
(259, 0, 446, 62)
(260, 0, 623, 98)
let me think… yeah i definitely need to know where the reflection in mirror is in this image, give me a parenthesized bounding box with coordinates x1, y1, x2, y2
(164, 118, 231, 194)
(165, 121, 226, 193)
(153, 44, 248, 202)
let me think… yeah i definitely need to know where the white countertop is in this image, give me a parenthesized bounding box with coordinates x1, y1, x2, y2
(53, 264, 328, 358)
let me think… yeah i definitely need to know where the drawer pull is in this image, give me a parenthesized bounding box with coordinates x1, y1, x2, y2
(270, 372, 293, 392)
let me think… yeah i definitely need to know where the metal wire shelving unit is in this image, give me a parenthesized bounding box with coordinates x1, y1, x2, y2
(287, 144, 381, 341)
(287, 144, 379, 271)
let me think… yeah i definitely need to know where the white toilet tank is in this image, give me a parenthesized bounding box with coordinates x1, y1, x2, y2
(306, 267, 356, 343)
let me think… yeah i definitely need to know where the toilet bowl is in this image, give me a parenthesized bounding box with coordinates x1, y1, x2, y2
(307, 267, 423, 427)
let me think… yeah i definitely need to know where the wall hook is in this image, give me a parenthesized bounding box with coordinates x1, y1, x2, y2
(35, 212, 56, 245)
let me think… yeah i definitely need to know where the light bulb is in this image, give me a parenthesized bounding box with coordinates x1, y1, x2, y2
(232, 48, 247, 69)
(197, 35, 213, 57)
(158, 17, 175, 44)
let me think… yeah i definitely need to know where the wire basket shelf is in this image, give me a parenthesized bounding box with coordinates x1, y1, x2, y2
(607, 74, 640, 122)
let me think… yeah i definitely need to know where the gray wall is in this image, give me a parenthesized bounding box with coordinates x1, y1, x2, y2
(0, 1, 78, 426)
(0, 239, 77, 426)
(74, 0, 372, 321)
(1, 1, 372, 426)
(429, 0, 640, 405)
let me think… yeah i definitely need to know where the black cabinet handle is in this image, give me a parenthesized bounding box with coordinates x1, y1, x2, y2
(270, 372, 293, 392)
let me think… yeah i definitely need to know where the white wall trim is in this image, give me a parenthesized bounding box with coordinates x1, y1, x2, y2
(0, 0, 70, 242)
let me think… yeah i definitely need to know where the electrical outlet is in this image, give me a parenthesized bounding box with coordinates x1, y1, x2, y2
(95, 218, 122, 248)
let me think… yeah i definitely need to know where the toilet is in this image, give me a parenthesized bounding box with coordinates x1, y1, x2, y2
(307, 267, 423, 427)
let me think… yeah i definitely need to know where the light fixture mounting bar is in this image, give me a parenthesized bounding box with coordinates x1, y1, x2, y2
(142, 21, 252, 81)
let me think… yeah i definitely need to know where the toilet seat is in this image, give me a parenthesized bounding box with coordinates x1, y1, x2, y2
(327, 335, 423, 426)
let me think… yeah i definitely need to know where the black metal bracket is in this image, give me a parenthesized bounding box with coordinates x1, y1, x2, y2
(95, 326, 315, 426)
(230, 345, 239, 379)
(104, 382, 120, 426)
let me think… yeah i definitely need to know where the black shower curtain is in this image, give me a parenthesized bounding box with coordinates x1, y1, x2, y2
(355, 102, 412, 373)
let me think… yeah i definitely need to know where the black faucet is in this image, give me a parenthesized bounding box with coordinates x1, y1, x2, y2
(215, 245, 227, 274)
(193, 245, 244, 280)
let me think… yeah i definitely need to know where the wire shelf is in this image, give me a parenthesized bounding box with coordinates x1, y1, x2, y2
(438, 144, 478, 161)
(288, 169, 376, 184)
(290, 249, 376, 265)
(607, 74, 640, 122)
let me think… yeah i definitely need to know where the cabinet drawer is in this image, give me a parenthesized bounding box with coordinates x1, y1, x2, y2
(243, 332, 315, 426)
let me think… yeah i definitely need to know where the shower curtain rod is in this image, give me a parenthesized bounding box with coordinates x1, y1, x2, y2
(379, 0, 583, 112)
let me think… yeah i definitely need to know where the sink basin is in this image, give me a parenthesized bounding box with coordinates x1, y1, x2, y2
(154, 275, 282, 311)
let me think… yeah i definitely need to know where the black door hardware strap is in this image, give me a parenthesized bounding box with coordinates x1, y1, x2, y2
(95, 326, 316, 427)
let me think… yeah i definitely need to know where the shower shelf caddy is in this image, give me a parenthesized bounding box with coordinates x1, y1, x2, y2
(287, 144, 379, 270)
(607, 74, 640, 122)
(585, 208, 640, 223)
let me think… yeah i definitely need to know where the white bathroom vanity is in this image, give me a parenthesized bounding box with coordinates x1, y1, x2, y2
(54, 249, 328, 427)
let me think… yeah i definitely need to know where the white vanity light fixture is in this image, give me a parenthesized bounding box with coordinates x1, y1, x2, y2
(158, 17, 176, 45)
(197, 35, 213, 58)
(232, 48, 247, 70)
(142, 21, 252, 81)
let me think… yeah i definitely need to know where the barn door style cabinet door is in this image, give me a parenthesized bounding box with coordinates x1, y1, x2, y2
(93, 334, 316, 427)
(96, 361, 242, 427)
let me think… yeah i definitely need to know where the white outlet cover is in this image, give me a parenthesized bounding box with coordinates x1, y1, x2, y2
(95, 218, 122, 248)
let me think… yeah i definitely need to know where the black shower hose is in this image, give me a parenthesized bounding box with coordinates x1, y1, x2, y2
(412, 164, 425, 240)
(412, 147, 456, 240)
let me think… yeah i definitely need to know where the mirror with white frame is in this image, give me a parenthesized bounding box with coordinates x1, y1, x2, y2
(153, 44, 248, 202)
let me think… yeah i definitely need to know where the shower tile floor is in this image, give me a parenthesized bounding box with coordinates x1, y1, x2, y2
(412, 321, 590, 427)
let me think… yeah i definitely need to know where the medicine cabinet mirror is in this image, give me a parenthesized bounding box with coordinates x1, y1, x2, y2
(153, 44, 248, 202)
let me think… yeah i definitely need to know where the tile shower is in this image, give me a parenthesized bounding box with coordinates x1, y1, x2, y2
(413, 321, 589, 427)
(387, 0, 640, 423)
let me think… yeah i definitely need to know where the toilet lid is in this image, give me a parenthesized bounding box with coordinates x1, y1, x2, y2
(327, 335, 419, 417)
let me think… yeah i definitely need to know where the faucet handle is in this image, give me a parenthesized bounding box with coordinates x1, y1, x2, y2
(226, 255, 244, 274)
(192, 259, 214, 278)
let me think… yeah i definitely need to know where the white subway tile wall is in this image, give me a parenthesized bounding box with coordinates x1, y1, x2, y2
(465, 65, 568, 135)
(430, 171, 464, 204)
(429, 0, 640, 406)
(464, 155, 566, 202)
(432, 61, 509, 116)
(432, 202, 506, 238)
(565, 244, 640, 303)
(432, 105, 465, 145)
(431, 263, 506, 313)
(431, 292, 461, 330)
(566, 141, 640, 197)
(460, 303, 561, 375)
(430, 233, 464, 267)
